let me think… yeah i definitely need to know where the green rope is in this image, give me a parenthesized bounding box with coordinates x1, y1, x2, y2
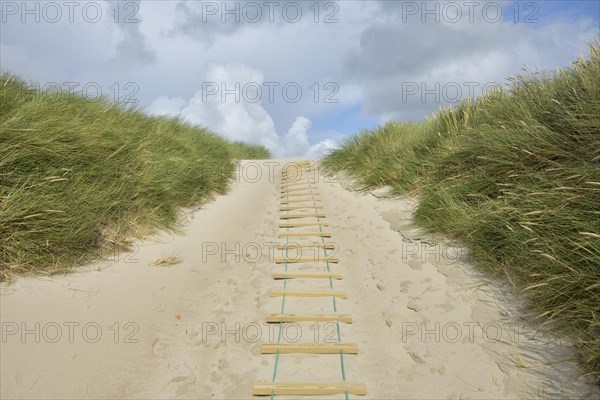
(270, 174, 291, 400)
(311, 171, 349, 400)
(271, 164, 349, 400)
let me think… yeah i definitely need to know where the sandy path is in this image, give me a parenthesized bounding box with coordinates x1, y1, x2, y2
(1, 160, 598, 399)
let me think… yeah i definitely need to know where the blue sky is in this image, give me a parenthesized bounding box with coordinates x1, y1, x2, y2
(1, 1, 598, 156)
(521, 0, 599, 25)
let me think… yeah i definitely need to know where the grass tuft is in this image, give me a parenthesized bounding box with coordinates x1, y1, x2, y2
(0, 73, 269, 282)
(152, 255, 183, 267)
(322, 40, 600, 379)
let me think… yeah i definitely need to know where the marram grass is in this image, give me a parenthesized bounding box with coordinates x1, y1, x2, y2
(0, 73, 269, 281)
(323, 41, 600, 380)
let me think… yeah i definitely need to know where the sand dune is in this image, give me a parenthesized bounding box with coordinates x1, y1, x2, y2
(1, 160, 598, 399)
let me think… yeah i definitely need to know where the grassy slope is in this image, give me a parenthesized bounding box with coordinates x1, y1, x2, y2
(323, 42, 600, 379)
(0, 74, 269, 281)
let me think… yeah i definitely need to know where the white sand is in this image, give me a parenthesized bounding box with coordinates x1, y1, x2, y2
(1, 160, 598, 399)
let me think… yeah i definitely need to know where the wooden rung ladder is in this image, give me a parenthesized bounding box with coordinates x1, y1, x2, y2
(271, 289, 347, 299)
(253, 382, 366, 396)
(274, 257, 338, 264)
(278, 232, 331, 238)
(280, 199, 322, 205)
(260, 343, 359, 354)
(272, 272, 342, 280)
(279, 221, 328, 227)
(281, 175, 315, 180)
(276, 243, 335, 250)
(265, 313, 352, 323)
(281, 181, 317, 188)
(281, 187, 316, 193)
(280, 193, 320, 198)
(279, 213, 326, 219)
(255, 163, 365, 397)
(279, 207, 324, 212)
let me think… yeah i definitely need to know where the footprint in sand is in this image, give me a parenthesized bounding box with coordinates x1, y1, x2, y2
(408, 352, 426, 365)
(407, 256, 422, 271)
(406, 297, 422, 312)
(218, 358, 229, 371)
(151, 337, 168, 357)
(169, 361, 195, 384)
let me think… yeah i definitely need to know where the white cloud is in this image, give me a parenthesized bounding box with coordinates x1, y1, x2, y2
(341, 1, 599, 121)
(281, 117, 338, 158)
(147, 63, 335, 158)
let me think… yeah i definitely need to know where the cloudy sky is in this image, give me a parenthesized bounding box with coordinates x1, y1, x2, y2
(1, 0, 598, 157)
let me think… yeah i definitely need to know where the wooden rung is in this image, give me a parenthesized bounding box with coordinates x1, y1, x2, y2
(260, 343, 358, 354)
(280, 186, 316, 190)
(265, 313, 352, 323)
(279, 199, 321, 205)
(273, 272, 342, 280)
(278, 232, 331, 238)
(281, 178, 315, 184)
(284, 160, 311, 166)
(282, 169, 312, 174)
(279, 198, 321, 205)
(281, 187, 315, 193)
(253, 382, 366, 396)
(280, 199, 322, 204)
(277, 243, 335, 250)
(281, 182, 315, 187)
(279, 206, 324, 211)
(271, 290, 347, 299)
(281, 185, 316, 189)
(280, 191, 315, 196)
(274, 257, 338, 263)
(282, 169, 314, 174)
(280, 193, 320, 198)
(280, 214, 326, 219)
(283, 162, 312, 167)
(283, 177, 315, 181)
(282, 168, 314, 172)
(281, 172, 317, 177)
(279, 221, 328, 227)
(282, 164, 312, 168)
(281, 181, 315, 186)
(283, 165, 314, 170)
(281, 181, 317, 188)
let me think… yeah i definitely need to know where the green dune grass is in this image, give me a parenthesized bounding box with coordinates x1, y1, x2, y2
(323, 41, 600, 379)
(0, 73, 269, 281)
